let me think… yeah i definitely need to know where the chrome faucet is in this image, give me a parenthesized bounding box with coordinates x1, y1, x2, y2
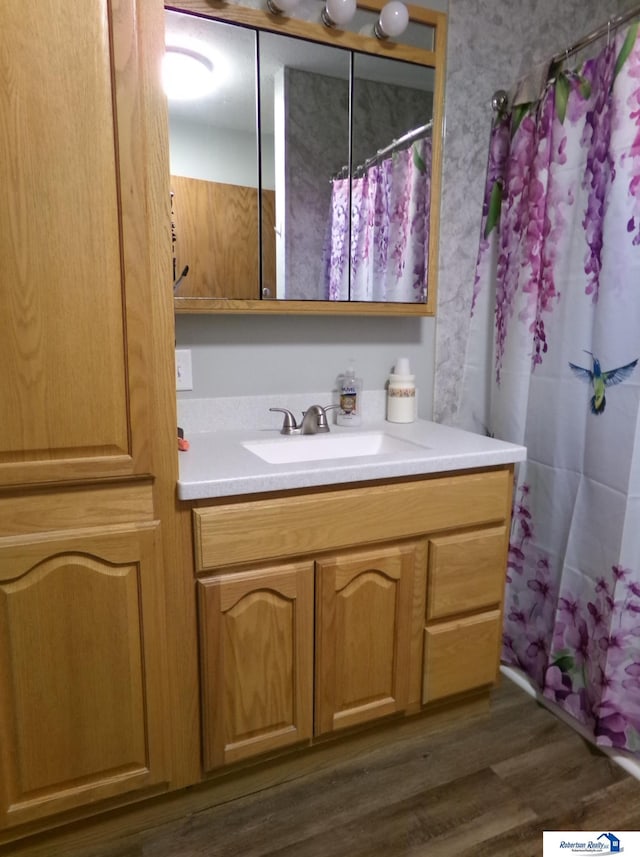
(300, 404, 337, 434)
(270, 405, 338, 435)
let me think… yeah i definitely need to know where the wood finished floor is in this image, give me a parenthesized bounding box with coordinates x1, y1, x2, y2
(45, 680, 640, 857)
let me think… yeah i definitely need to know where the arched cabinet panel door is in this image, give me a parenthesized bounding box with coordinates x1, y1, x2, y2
(0, 523, 169, 830)
(198, 562, 314, 771)
(315, 540, 427, 735)
(0, 0, 161, 487)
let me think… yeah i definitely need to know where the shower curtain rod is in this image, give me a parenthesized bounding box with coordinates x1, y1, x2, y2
(491, 5, 640, 113)
(361, 120, 433, 170)
(332, 120, 432, 180)
(550, 4, 640, 67)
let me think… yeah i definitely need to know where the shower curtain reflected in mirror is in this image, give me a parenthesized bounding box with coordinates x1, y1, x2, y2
(321, 137, 432, 302)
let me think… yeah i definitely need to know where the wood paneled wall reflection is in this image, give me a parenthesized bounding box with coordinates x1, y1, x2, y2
(171, 175, 275, 300)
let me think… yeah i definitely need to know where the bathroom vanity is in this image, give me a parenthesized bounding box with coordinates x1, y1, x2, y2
(179, 419, 526, 774)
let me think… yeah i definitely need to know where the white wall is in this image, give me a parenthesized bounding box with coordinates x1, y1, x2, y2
(169, 116, 275, 188)
(175, 313, 435, 413)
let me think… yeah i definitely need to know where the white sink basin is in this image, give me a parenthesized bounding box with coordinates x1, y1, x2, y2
(243, 431, 426, 464)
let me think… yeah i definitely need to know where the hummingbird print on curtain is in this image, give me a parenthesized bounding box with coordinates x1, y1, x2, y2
(569, 351, 638, 414)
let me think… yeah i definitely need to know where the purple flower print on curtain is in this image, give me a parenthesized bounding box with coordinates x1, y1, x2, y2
(320, 177, 350, 301)
(458, 21, 640, 754)
(321, 137, 431, 302)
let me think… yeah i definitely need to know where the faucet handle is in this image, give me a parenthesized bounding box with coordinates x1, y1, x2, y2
(269, 407, 299, 435)
(316, 404, 339, 431)
(301, 404, 338, 433)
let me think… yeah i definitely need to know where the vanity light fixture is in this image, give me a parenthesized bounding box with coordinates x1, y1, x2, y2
(374, 0, 409, 39)
(321, 0, 357, 28)
(162, 46, 216, 100)
(266, 0, 302, 15)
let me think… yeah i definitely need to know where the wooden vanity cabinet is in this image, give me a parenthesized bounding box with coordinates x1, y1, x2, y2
(193, 466, 514, 769)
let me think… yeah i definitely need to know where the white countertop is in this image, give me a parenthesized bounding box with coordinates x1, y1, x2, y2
(177, 419, 526, 501)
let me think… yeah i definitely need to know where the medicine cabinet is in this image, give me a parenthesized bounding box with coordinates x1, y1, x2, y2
(166, 1, 446, 316)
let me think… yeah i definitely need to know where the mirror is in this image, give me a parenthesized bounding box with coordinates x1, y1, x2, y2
(166, 13, 261, 299)
(260, 32, 351, 301)
(165, 2, 446, 315)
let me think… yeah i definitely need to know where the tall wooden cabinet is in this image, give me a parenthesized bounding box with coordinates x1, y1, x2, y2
(0, 0, 192, 841)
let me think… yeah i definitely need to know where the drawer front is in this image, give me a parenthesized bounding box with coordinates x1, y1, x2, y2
(427, 527, 508, 620)
(422, 610, 501, 704)
(193, 468, 512, 572)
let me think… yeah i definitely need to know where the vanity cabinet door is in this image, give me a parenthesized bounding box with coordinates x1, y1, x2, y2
(198, 562, 314, 771)
(315, 540, 427, 736)
(0, 521, 169, 830)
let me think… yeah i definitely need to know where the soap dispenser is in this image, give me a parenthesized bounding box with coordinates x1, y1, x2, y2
(387, 357, 416, 423)
(337, 360, 362, 427)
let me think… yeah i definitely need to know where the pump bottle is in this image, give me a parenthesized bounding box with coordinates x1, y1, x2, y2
(337, 361, 362, 427)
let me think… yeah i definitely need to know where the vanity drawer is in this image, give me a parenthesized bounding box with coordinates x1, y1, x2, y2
(422, 610, 501, 704)
(192, 468, 512, 572)
(426, 526, 508, 620)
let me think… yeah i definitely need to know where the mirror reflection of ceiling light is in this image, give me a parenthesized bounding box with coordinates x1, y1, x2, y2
(322, 0, 357, 28)
(374, 1, 409, 39)
(163, 46, 216, 100)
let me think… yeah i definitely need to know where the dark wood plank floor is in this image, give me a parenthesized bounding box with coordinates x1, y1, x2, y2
(40, 680, 640, 857)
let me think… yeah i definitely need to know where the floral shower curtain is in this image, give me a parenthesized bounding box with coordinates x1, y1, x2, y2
(321, 137, 431, 302)
(458, 22, 640, 752)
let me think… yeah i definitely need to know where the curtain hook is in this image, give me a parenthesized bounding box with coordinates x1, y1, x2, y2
(607, 19, 611, 46)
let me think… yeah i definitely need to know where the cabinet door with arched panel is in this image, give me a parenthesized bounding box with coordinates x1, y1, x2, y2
(315, 539, 427, 735)
(197, 561, 314, 771)
(0, 522, 169, 831)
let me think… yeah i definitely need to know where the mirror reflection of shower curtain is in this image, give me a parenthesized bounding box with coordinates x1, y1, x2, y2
(321, 137, 432, 302)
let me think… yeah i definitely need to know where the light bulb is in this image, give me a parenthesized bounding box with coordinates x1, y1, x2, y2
(266, 0, 301, 14)
(322, 0, 357, 28)
(374, 1, 409, 39)
(162, 48, 215, 100)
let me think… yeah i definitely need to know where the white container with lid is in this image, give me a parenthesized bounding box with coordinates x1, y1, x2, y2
(386, 357, 416, 423)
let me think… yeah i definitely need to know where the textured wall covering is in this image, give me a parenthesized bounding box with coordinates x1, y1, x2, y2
(433, 0, 639, 425)
(284, 68, 348, 300)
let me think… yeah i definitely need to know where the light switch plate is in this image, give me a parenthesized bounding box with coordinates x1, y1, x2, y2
(175, 349, 193, 391)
